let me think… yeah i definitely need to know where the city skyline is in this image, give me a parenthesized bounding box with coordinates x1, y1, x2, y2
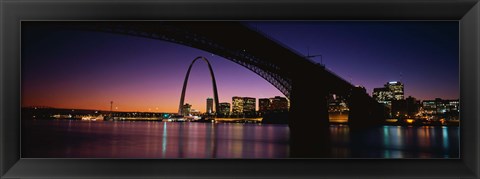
(21, 21, 459, 113)
(22, 90, 458, 114)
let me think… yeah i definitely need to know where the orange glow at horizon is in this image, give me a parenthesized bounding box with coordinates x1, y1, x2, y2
(21, 57, 285, 113)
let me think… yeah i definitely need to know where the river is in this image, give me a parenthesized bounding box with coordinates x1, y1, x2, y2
(22, 120, 459, 158)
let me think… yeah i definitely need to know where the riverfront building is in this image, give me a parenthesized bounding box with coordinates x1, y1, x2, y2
(232, 96, 256, 116)
(258, 96, 289, 113)
(206, 98, 214, 114)
(181, 103, 192, 116)
(259, 98, 271, 112)
(372, 81, 405, 116)
(218, 102, 231, 116)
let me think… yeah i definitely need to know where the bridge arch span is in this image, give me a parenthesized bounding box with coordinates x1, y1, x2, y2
(63, 22, 295, 99)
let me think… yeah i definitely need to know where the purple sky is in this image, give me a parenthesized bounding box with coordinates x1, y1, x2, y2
(22, 21, 459, 113)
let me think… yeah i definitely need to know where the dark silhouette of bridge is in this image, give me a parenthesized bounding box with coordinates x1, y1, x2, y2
(52, 21, 387, 157)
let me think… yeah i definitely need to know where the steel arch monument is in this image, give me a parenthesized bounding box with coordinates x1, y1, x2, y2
(178, 56, 220, 116)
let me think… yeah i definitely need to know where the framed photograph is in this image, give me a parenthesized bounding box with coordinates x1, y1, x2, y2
(1, 0, 479, 178)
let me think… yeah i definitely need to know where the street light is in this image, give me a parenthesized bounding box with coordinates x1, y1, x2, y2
(305, 47, 324, 66)
(306, 54, 323, 65)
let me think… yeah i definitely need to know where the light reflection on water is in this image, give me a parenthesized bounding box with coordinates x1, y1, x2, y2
(330, 125, 459, 158)
(22, 120, 458, 158)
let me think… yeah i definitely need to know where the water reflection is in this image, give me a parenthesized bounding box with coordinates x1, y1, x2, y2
(162, 122, 167, 157)
(337, 125, 458, 158)
(22, 120, 458, 158)
(442, 127, 449, 157)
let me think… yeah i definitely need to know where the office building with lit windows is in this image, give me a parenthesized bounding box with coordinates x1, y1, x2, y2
(372, 81, 405, 116)
(270, 96, 289, 111)
(422, 100, 437, 115)
(206, 97, 213, 114)
(386, 81, 404, 100)
(422, 98, 459, 116)
(373, 87, 394, 103)
(259, 96, 289, 114)
(243, 97, 256, 115)
(232, 96, 244, 114)
(259, 98, 271, 112)
(372, 87, 394, 110)
(218, 102, 231, 116)
(232, 96, 256, 116)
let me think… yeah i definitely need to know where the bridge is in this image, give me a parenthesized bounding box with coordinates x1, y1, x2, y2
(47, 21, 387, 157)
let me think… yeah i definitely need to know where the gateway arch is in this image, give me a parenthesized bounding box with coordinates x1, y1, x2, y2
(178, 56, 220, 116)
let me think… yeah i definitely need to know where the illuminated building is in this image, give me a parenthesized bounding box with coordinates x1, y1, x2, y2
(372, 87, 393, 115)
(422, 98, 459, 116)
(372, 81, 404, 101)
(232, 96, 244, 114)
(259, 96, 289, 114)
(372, 81, 404, 116)
(259, 98, 271, 112)
(422, 100, 437, 115)
(232, 96, 256, 116)
(181, 103, 192, 116)
(270, 96, 289, 111)
(446, 100, 460, 112)
(206, 97, 214, 114)
(386, 81, 404, 100)
(218, 102, 230, 116)
(243, 97, 256, 115)
(328, 94, 349, 112)
(373, 87, 394, 104)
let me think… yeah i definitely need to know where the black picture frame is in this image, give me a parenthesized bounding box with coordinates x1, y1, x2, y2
(1, 0, 479, 178)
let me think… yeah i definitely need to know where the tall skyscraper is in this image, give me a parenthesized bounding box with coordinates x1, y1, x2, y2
(206, 97, 214, 114)
(218, 102, 231, 116)
(232, 96, 244, 114)
(385, 81, 404, 100)
(372, 81, 404, 101)
(372, 81, 404, 117)
(372, 87, 394, 110)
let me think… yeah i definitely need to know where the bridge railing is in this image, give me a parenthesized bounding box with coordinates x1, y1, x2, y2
(243, 23, 353, 88)
(242, 23, 320, 65)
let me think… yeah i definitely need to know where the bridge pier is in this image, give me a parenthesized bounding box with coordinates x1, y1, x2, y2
(289, 73, 331, 158)
(347, 87, 386, 129)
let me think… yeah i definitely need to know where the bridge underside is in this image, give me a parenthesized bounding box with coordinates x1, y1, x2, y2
(34, 21, 388, 157)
